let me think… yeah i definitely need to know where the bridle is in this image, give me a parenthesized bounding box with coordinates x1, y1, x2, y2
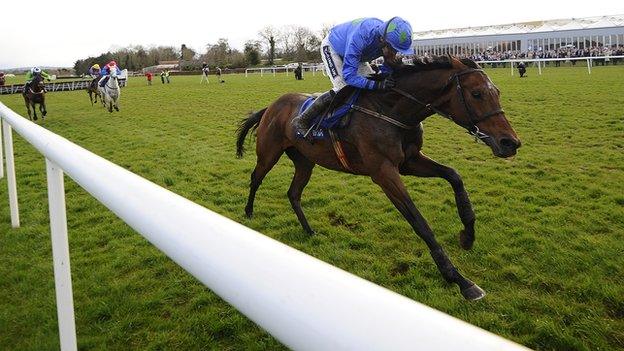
(105, 75, 119, 91)
(391, 68, 504, 142)
(28, 76, 45, 95)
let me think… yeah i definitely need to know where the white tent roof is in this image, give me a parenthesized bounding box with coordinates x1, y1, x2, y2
(413, 14, 624, 40)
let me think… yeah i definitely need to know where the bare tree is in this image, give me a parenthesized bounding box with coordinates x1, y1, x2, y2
(258, 26, 278, 65)
(279, 25, 298, 60)
(292, 26, 317, 61)
(319, 23, 334, 39)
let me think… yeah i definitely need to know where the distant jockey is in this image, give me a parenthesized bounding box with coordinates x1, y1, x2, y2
(89, 63, 101, 78)
(88, 63, 101, 90)
(23, 67, 52, 93)
(99, 60, 122, 87)
(291, 17, 413, 138)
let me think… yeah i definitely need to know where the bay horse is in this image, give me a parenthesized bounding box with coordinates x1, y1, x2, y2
(87, 77, 101, 105)
(22, 74, 47, 121)
(236, 55, 521, 300)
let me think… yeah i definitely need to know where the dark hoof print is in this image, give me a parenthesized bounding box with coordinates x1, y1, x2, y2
(461, 284, 486, 301)
(459, 229, 474, 250)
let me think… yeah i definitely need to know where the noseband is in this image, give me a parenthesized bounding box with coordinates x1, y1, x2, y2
(393, 68, 504, 142)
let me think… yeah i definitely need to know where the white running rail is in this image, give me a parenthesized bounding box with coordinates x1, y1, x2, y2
(245, 64, 325, 77)
(0, 102, 530, 351)
(475, 55, 624, 75)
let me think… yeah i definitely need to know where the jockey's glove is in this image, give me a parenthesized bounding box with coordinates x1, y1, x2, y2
(375, 77, 396, 90)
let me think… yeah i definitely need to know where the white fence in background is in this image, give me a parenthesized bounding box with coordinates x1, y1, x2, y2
(245, 64, 325, 77)
(0, 102, 529, 351)
(475, 55, 624, 75)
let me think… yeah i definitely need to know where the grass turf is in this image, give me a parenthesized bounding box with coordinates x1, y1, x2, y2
(0, 65, 623, 350)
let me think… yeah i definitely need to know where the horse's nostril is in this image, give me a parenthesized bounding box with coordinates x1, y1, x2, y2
(500, 137, 518, 150)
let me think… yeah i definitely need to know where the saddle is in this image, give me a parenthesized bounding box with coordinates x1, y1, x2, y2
(300, 86, 361, 140)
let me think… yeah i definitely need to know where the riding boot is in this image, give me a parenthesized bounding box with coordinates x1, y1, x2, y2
(292, 90, 334, 138)
(23, 82, 30, 94)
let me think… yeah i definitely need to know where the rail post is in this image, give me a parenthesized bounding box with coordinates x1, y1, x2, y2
(0, 120, 4, 178)
(2, 119, 19, 227)
(46, 159, 77, 351)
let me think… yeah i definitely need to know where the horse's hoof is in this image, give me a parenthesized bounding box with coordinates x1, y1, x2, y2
(114, 107, 119, 111)
(245, 208, 253, 219)
(459, 229, 474, 250)
(461, 283, 486, 301)
(33, 116, 38, 121)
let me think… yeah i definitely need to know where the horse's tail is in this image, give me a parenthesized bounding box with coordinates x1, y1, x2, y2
(236, 107, 267, 158)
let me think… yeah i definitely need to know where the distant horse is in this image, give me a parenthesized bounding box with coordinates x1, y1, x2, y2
(99, 69, 120, 112)
(236, 56, 521, 300)
(22, 74, 47, 121)
(87, 77, 101, 105)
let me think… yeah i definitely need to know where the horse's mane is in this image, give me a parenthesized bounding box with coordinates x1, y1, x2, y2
(396, 55, 453, 75)
(394, 55, 481, 75)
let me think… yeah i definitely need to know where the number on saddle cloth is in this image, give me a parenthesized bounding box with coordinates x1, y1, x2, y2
(299, 89, 362, 139)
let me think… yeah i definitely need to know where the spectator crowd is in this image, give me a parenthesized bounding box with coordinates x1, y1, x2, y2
(419, 45, 624, 65)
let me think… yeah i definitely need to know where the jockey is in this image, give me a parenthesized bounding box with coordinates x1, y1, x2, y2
(23, 67, 52, 93)
(292, 17, 413, 138)
(99, 60, 122, 87)
(88, 63, 101, 78)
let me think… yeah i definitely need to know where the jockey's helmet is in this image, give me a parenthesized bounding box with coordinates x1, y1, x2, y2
(382, 17, 413, 55)
(92, 63, 100, 70)
(108, 60, 117, 67)
(32, 67, 42, 74)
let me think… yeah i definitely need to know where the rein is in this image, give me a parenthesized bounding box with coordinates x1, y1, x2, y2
(353, 68, 503, 142)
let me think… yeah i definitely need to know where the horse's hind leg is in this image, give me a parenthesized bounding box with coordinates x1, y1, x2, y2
(285, 148, 316, 235)
(400, 152, 476, 250)
(373, 161, 485, 301)
(245, 143, 283, 219)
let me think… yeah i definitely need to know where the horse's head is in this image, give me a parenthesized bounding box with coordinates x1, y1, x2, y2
(31, 74, 45, 92)
(394, 56, 521, 158)
(109, 68, 118, 79)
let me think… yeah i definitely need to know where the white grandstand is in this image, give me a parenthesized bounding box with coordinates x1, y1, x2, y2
(412, 14, 624, 56)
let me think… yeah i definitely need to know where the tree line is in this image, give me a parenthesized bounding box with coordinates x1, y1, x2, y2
(73, 24, 329, 73)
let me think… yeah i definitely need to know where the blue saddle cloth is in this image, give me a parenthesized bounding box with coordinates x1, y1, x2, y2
(299, 90, 361, 139)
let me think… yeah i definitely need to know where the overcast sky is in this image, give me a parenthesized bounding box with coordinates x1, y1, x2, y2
(1, 0, 622, 68)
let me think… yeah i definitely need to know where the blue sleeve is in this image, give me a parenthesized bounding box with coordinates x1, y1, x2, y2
(342, 31, 377, 90)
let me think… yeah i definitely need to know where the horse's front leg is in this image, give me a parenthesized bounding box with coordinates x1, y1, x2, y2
(40, 102, 47, 118)
(31, 102, 38, 121)
(400, 152, 476, 250)
(24, 100, 32, 120)
(372, 161, 485, 300)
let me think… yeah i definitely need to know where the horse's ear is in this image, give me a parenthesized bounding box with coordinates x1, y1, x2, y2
(460, 58, 481, 69)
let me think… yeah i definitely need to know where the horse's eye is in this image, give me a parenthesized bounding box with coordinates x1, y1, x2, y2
(471, 91, 482, 99)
